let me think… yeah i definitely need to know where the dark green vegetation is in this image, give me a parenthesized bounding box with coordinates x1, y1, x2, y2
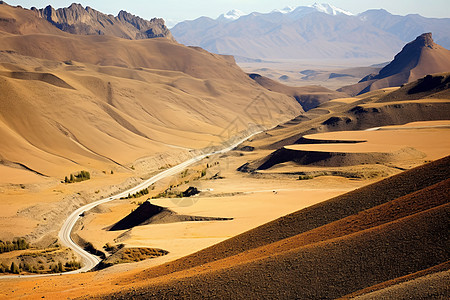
(121, 188, 150, 199)
(84, 242, 106, 259)
(0, 238, 29, 253)
(64, 170, 90, 183)
(151, 186, 200, 200)
(0, 247, 82, 275)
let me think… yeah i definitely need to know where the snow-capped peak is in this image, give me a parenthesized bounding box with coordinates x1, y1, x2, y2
(272, 6, 295, 14)
(218, 9, 245, 21)
(311, 3, 354, 16)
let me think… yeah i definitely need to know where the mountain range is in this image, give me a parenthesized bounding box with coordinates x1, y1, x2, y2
(172, 3, 450, 60)
(2, 2, 173, 40)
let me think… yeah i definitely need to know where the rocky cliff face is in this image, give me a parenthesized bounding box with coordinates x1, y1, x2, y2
(31, 3, 174, 41)
(116, 10, 170, 39)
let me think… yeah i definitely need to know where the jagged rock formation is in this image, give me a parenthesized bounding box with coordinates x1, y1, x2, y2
(30, 3, 174, 40)
(339, 33, 450, 95)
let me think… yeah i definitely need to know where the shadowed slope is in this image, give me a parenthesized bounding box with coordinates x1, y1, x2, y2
(109, 201, 232, 231)
(0, 5, 304, 178)
(339, 33, 450, 96)
(0, 2, 173, 40)
(96, 157, 450, 299)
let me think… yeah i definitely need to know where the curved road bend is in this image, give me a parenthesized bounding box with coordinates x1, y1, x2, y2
(0, 131, 263, 279)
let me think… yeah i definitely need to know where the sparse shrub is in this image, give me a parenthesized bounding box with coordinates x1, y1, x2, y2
(58, 261, 64, 272)
(64, 171, 91, 183)
(121, 188, 149, 199)
(10, 262, 19, 274)
(0, 238, 29, 253)
(64, 261, 81, 271)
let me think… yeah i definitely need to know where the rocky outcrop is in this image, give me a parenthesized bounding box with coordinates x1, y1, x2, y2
(116, 10, 171, 39)
(340, 33, 450, 95)
(364, 33, 436, 82)
(31, 3, 174, 41)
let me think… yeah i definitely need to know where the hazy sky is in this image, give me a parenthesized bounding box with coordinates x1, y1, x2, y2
(6, 0, 450, 27)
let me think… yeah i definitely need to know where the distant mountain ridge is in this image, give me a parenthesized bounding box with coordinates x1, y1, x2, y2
(30, 3, 174, 40)
(172, 3, 450, 60)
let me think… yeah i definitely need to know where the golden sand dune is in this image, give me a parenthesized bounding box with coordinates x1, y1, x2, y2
(0, 2, 306, 181)
(0, 3, 304, 249)
(0, 49, 301, 179)
(254, 125, 449, 175)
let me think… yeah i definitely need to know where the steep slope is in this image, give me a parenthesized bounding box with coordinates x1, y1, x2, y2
(340, 33, 450, 95)
(94, 156, 449, 299)
(0, 4, 303, 179)
(0, 2, 173, 40)
(172, 5, 450, 60)
(0, 1, 63, 35)
(248, 73, 347, 111)
(248, 73, 450, 152)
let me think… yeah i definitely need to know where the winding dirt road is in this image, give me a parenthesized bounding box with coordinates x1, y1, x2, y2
(0, 131, 262, 279)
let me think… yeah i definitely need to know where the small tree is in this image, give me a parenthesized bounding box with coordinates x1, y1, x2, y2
(10, 262, 19, 274)
(58, 261, 64, 272)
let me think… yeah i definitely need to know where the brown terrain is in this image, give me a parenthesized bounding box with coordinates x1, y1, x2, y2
(0, 2, 449, 299)
(339, 33, 450, 96)
(1, 2, 173, 40)
(0, 2, 302, 249)
(0, 156, 447, 299)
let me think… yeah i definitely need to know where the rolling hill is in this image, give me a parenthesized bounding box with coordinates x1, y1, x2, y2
(92, 156, 449, 299)
(0, 2, 303, 179)
(248, 73, 347, 111)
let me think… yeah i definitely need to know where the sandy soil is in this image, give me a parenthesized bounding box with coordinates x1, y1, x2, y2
(74, 152, 367, 271)
(0, 155, 446, 299)
(289, 127, 450, 157)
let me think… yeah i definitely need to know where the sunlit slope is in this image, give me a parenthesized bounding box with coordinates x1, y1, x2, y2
(0, 53, 301, 178)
